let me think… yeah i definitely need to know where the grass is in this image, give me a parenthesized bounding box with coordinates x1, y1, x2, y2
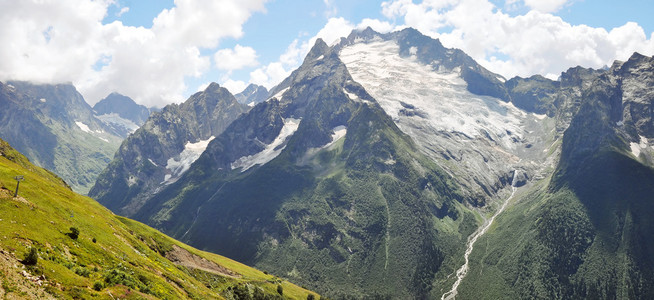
(0, 138, 317, 299)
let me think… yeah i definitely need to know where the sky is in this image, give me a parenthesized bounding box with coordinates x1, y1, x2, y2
(1, 0, 653, 108)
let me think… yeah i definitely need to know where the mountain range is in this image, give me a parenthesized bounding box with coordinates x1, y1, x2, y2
(2, 26, 653, 299)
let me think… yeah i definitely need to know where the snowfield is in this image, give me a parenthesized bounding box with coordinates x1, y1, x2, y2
(339, 40, 525, 148)
(339, 39, 555, 200)
(231, 118, 302, 171)
(163, 137, 215, 184)
(96, 113, 140, 133)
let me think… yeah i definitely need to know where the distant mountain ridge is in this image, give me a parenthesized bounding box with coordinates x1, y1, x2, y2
(93, 92, 155, 138)
(235, 84, 269, 107)
(0, 81, 123, 194)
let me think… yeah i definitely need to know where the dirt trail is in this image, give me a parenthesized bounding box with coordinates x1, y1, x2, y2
(441, 171, 518, 300)
(165, 245, 240, 278)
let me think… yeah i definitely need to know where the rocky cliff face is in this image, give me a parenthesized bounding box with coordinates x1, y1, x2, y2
(88, 83, 249, 215)
(0, 81, 123, 193)
(93, 93, 153, 138)
(234, 84, 269, 107)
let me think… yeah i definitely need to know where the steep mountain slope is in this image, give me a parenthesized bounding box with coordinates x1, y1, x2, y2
(91, 26, 654, 298)
(458, 53, 654, 299)
(89, 83, 249, 216)
(0, 138, 316, 299)
(93, 93, 153, 138)
(235, 84, 269, 107)
(337, 28, 558, 207)
(0, 81, 123, 194)
(115, 38, 486, 298)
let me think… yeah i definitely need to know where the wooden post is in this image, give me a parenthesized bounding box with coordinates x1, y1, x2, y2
(13, 175, 24, 197)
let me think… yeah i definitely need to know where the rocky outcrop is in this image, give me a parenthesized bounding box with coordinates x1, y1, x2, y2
(89, 83, 249, 215)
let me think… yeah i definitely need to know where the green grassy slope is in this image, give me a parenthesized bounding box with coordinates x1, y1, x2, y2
(0, 138, 317, 299)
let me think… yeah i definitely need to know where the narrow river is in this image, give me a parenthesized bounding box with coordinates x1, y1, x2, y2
(441, 171, 518, 300)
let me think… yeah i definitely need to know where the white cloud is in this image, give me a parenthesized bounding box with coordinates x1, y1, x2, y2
(356, 18, 396, 33)
(117, 6, 129, 17)
(380, 0, 654, 80)
(221, 79, 248, 94)
(323, 0, 338, 17)
(247, 17, 356, 89)
(523, 0, 570, 13)
(0, 0, 268, 107)
(214, 45, 259, 71)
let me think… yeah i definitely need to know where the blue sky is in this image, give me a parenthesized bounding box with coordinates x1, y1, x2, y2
(1, 0, 653, 107)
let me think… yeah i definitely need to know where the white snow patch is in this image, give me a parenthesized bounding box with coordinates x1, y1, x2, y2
(40, 98, 46, 103)
(163, 136, 215, 184)
(267, 87, 289, 102)
(148, 158, 158, 167)
(343, 88, 371, 104)
(98, 137, 109, 143)
(631, 135, 649, 157)
(248, 102, 256, 107)
(325, 126, 347, 149)
(339, 40, 525, 148)
(127, 176, 137, 187)
(409, 46, 417, 55)
(231, 118, 301, 171)
(7, 84, 15, 90)
(533, 113, 547, 120)
(496, 75, 506, 83)
(302, 126, 347, 161)
(631, 143, 642, 157)
(75, 121, 92, 133)
(616, 121, 624, 126)
(96, 113, 140, 133)
(316, 55, 324, 60)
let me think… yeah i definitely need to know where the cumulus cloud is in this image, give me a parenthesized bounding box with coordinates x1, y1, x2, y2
(214, 45, 259, 71)
(0, 0, 267, 107)
(221, 79, 248, 94)
(523, 0, 570, 13)
(248, 17, 392, 89)
(380, 0, 654, 79)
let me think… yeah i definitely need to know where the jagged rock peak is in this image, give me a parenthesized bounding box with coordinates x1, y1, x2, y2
(302, 38, 330, 63)
(204, 82, 222, 93)
(235, 84, 269, 105)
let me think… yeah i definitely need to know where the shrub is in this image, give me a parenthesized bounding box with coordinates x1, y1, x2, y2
(74, 267, 90, 277)
(307, 294, 315, 300)
(68, 227, 79, 240)
(92, 237, 97, 243)
(22, 248, 38, 265)
(277, 285, 283, 295)
(93, 281, 103, 291)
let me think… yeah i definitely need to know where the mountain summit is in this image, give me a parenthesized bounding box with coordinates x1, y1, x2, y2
(89, 27, 654, 298)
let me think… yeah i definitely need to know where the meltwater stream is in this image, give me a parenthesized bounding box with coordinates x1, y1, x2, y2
(441, 170, 519, 300)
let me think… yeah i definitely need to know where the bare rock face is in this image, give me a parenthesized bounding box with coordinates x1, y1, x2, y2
(93, 93, 153, 138)
(234, 84, 269, 107)
(618, 53, 654, 139)
(0, 81, 123, 194)
(88, 83, 249, 215)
